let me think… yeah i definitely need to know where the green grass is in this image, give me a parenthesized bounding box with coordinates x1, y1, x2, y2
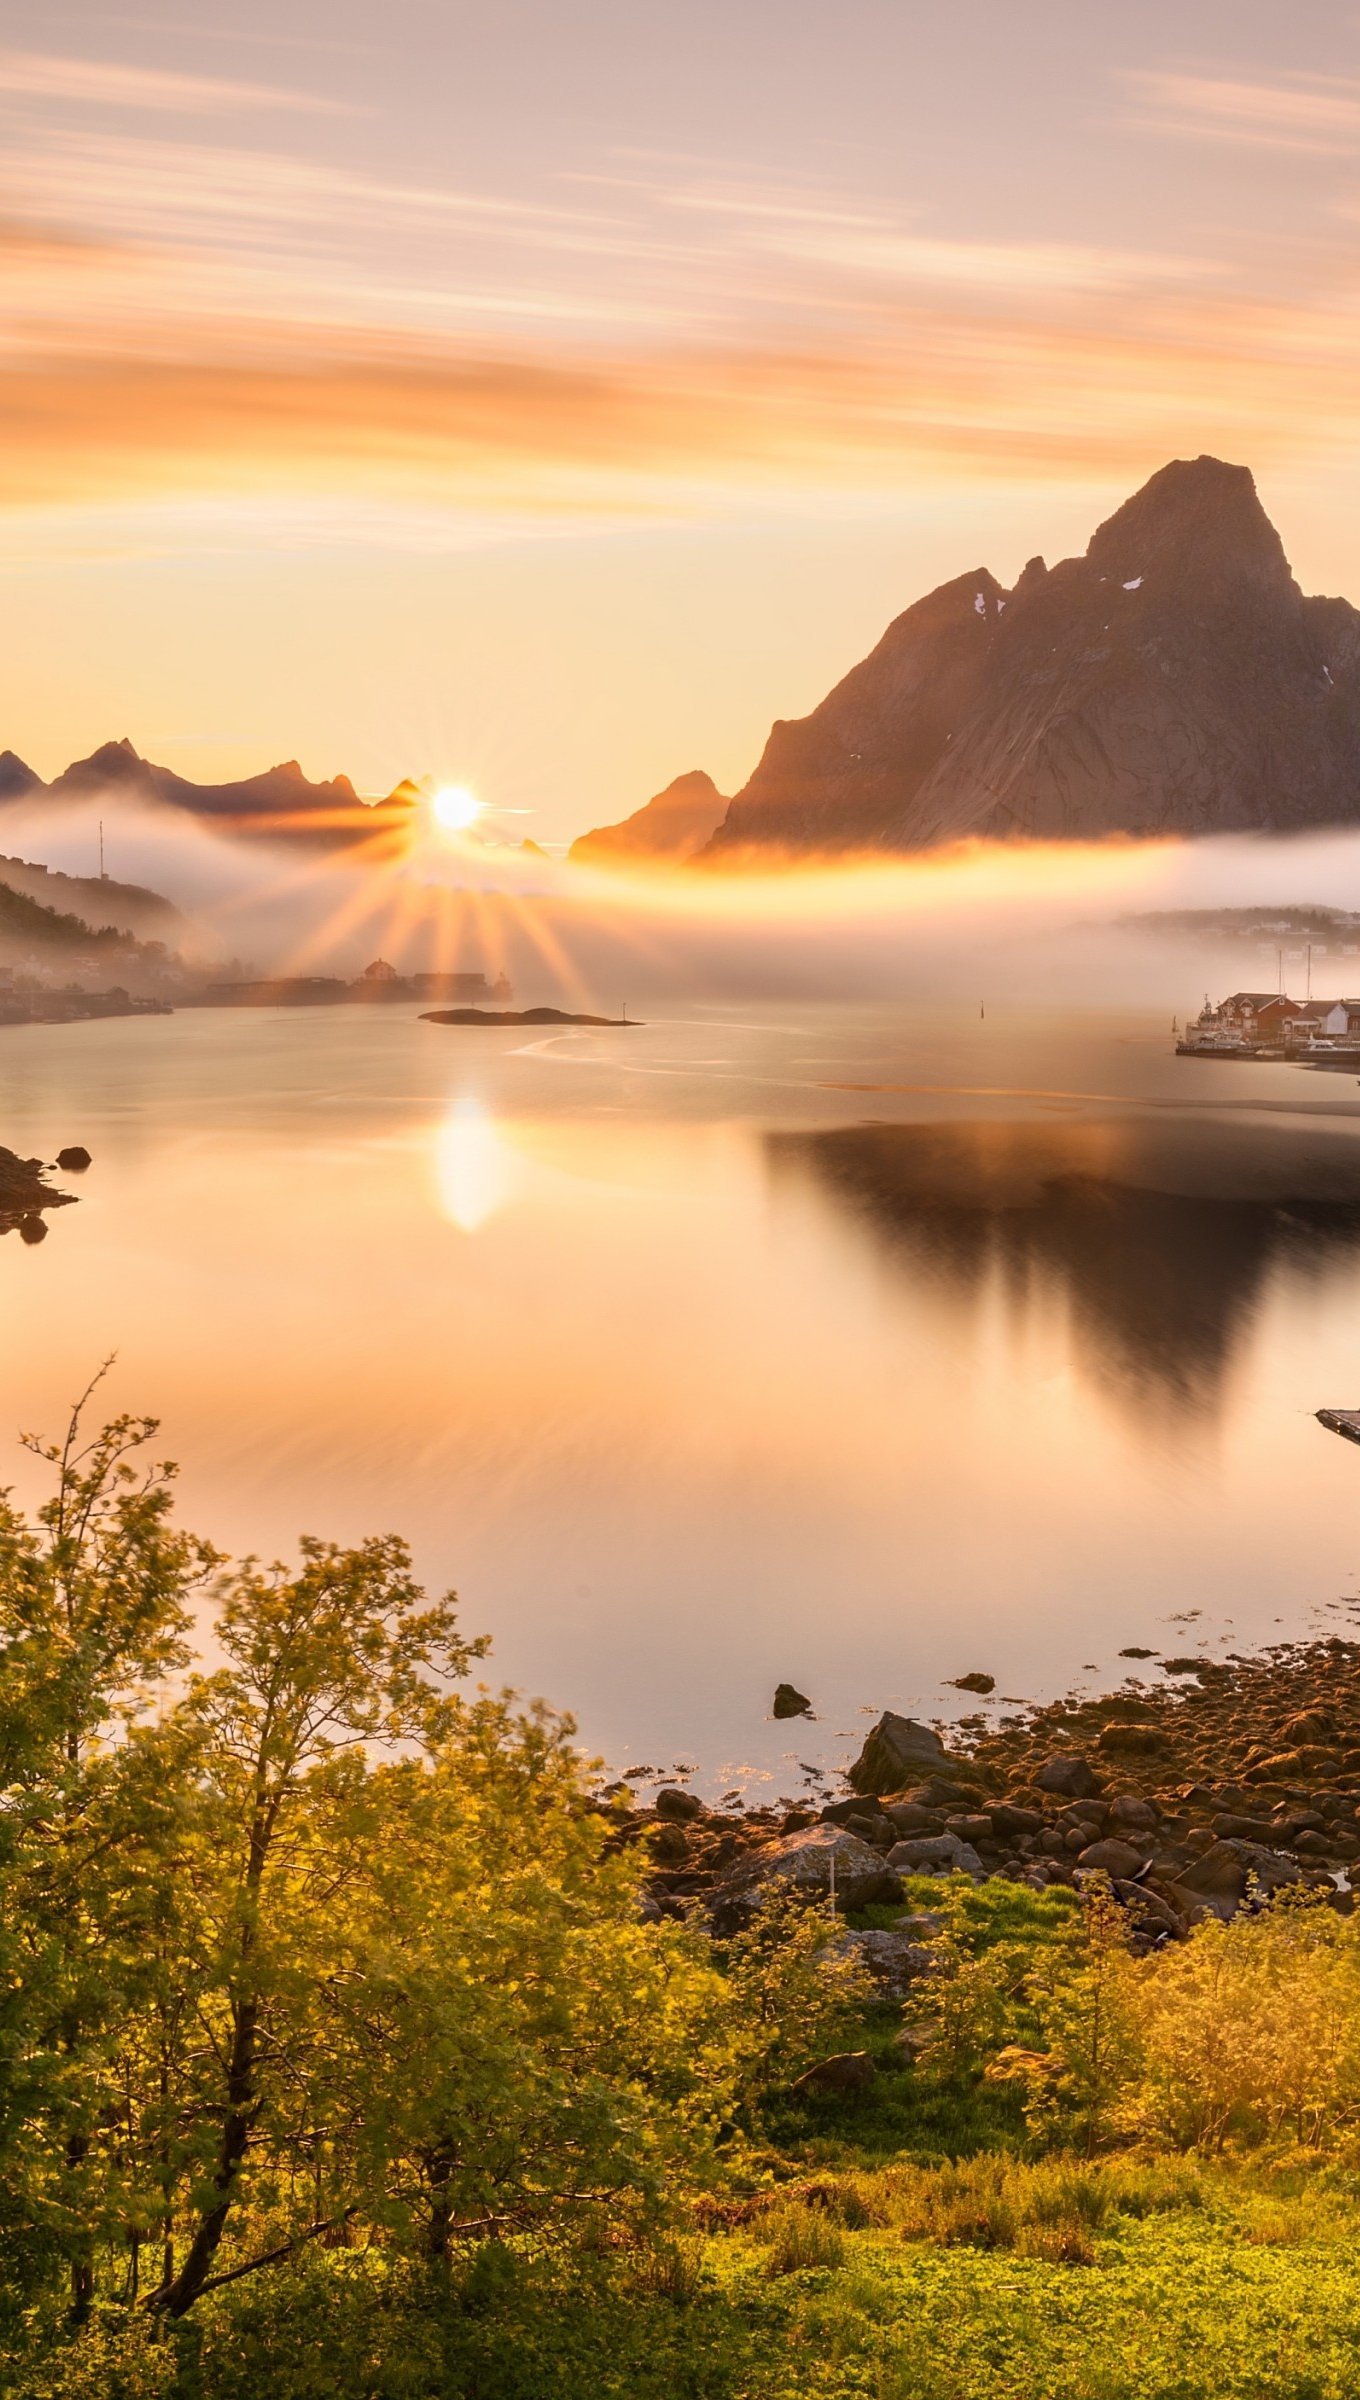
(18, 2179, 1360, 2400)
(16, 1882, 1360, 2400)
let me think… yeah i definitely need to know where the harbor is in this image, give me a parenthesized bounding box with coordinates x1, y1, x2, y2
(1178, 979, 1360, 1067)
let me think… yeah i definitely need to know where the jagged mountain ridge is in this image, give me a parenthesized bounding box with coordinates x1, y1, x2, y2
(0, 739, 413, 843)
(569, 770, 729, 866)
(703, 458, 1360, 855)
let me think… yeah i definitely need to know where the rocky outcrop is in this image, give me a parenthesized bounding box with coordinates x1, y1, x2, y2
(701, 458, 1360, 856)
(569, 770, 729, 867)
(0, 1149, 76, 1237)
(708, 1825, 902, 1930)
(848, 1711, 969, 1795)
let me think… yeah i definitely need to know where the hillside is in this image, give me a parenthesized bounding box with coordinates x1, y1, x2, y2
(0, 879, 182, 985)
(702, 457, 1360, 856)
(0, 853, 186, 944)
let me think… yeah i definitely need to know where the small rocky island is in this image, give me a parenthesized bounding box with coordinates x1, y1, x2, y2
(0, 1148, 79, 1242)
(420, 1006, 638, 1027)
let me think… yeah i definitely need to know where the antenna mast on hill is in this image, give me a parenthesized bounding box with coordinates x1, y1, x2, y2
(98, 820, 106, 882)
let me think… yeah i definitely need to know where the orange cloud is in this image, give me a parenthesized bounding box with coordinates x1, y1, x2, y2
(0, 280, 1354, 523)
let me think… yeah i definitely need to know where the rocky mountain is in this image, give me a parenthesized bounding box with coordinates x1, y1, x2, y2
(0, 739, 410, 845)
(569, 769, 729, 867)
(0, 752, 42, 802)
(702, 458, 1360, 855)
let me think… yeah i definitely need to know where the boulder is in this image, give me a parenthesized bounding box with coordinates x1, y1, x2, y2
(1109, 1795, 1160, 1831)
(991, 1803, 1044, 1837)
(848, 1712, 961, 1796)
(1281, 1709, 1337, 1744)
(1162, 1836, 1302, 1922)
(948, 1672, 995, 1695)
(655, 1787, 706, 1822)
(944, 1813, 994, 1845)
(1246, 1748, 1341, 1783)
(1097, 1724, 1166, 1757)
(649, 1822, 689, 1864)
(772, 1681, 812, 1720)
(885, 1831, 984, 1879)
(821, 1799, 895, 1841)
(1175, 1841, 1247, 1899)
(882, 1802, 942, 1834)
(1112, 1878, 1184, 1939)
(711, 1826, 902, 1929)
(832, 1928, 937, 1997)
(1037, 1755, 1103, 1800)
(56, 1146, 91, 1172)
(789, 2050, 876, 2096)
(1075, 1837, 1145, 1879)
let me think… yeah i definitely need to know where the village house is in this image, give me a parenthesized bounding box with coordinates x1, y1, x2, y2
(1217, 991, 1292, 1037)
(1316, 999, 1360, 1040)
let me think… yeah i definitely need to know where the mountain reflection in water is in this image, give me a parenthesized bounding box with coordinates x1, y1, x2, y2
(769, 1117, 1360, 1418)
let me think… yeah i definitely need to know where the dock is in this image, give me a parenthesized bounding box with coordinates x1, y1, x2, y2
(1318, 1409, 1360, 1446)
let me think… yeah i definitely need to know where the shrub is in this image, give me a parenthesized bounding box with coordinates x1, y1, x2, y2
(761, 2203, 847, 2275)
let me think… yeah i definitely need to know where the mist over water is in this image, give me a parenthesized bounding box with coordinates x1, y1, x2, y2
(11, 783, 1360, 1008)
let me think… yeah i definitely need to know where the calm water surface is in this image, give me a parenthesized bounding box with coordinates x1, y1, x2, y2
(5, 1001, 1360, 1797)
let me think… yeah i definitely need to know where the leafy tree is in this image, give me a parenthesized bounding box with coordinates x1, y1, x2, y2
(146, 1532, 484, 2316)
(0, 1373, 216, 2319)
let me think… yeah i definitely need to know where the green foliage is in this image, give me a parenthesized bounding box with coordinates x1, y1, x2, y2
(0, 1390, 768, 2348)
(1118, 1888, 1360, 2150)
(14, 1388, 1360, 2396)
(716, 1885, 872, 2112)
(759, 2200, 846, 2274)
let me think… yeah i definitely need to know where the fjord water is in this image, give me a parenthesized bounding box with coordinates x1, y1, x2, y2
(4, 1002, 1360, 1798)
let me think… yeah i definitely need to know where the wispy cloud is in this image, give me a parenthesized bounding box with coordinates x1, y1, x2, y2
(0, 48, 355, 118)
(1129, 69, 1360, 155)
(746, 228, 1219, 294)
(1, 276, 1356, 526)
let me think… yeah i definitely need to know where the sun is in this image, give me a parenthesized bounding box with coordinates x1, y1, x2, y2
(431, 784, 483, 834)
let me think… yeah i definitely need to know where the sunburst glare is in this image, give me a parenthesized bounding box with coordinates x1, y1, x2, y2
(432, 785, 483, 836)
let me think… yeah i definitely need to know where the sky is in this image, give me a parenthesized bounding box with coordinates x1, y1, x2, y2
(4, 0, 1360, 843)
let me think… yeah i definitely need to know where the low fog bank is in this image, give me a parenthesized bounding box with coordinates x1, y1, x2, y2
(8, 791, 1360, 1010)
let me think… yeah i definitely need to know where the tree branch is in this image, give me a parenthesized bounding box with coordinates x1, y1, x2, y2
(144, 2208, 357, 2309)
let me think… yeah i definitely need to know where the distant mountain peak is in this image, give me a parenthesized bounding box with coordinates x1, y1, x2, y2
(570, 769, 729, 866)
(0, 752, 41, 800)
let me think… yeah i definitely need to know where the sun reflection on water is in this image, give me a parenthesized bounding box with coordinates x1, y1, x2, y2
(435, 1097, 513, 1232)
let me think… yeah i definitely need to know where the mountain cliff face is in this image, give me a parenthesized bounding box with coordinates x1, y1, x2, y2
(569, 769, 729, 866)
(704, 459, 1360, 855)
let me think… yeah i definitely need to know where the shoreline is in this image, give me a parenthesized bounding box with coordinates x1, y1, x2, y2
(614, 1633, 1360, 1947)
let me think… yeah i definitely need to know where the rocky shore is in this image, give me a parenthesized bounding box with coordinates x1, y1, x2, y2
(607, 1638, 1360, 1976)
